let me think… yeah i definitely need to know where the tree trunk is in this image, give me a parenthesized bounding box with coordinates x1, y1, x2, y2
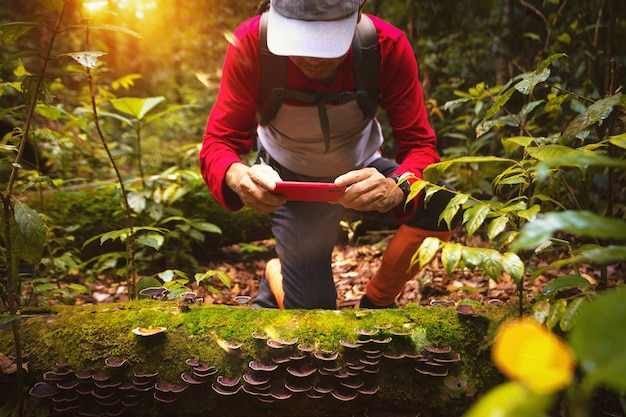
(0, 301, 508, 417)
(495, 0, 513, 86)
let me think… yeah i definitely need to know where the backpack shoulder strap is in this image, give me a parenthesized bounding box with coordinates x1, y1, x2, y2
(257, 12, 288, 125)
(354, 14, 380, 119)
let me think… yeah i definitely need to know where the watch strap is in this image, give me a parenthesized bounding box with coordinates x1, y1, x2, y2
(390, 173, 412, 198)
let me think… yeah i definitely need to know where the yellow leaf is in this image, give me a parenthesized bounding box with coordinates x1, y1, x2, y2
(492, 319, 574, 394)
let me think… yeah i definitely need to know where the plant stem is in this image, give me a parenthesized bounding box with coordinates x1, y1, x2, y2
(0, 2, 69, 414)
(86, 69, 138, 299)
(82, 20, 138, 299)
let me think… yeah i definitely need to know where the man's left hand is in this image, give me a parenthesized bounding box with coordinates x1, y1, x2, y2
(334, 168, 405, 212)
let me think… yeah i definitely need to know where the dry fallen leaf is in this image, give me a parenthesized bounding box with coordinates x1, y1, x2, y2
(0, 352, 28, 374)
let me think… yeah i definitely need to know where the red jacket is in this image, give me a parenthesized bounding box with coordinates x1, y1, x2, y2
(199, 14, 439, 219)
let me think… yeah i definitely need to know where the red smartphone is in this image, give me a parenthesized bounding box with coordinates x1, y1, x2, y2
(273, 181, 346, 202)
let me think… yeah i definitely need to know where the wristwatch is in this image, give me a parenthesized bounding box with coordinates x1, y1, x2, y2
(390, 173, 412, 199)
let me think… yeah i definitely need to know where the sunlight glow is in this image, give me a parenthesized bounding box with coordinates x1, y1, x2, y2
(83, 1, 109, 11)
(112, 0, 158, 19)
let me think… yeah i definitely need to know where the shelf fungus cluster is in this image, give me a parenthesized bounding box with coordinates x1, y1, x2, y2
(28, 361, 171, 416)
(28, 326, 461, 414)
(208, 326, 462, 404)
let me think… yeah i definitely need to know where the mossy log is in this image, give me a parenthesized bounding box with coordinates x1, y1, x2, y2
(0, 301, 510, 417)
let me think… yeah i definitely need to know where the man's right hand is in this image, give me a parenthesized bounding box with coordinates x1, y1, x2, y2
(225, 163, 286, 214)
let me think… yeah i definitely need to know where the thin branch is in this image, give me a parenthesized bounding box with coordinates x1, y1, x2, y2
(518, 0, 548, 25)
(86, 68, 138, 299)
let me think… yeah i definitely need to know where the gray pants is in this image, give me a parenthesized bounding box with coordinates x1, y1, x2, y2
(252, 153, 460, 309)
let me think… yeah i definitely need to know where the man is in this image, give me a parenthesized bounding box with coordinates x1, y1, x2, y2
(199, 0, 460, 309)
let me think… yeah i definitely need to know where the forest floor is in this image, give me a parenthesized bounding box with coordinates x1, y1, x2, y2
(83, 229, 625, 309)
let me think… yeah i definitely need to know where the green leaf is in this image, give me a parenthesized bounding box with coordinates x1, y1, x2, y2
(441, 243, 463, 275)
(35, 104, 71, 121)
(518, 100, 544, 119)
(567, 245, 626, 264)
(523, 32, 541, 41)
(413, 237, 443, 269)
(515, 67, 550, 95)
(464, 205, 491, 238)
(66, 283, 89, 295)
(532, 300, 551, 324)
(111, 74, 142, 91)
(98, 229, 131, 245)
(559, 296, 585, 332)
(487, 216, 509, 241)
(0, 315, 20, 327)
(530, 246, 626, 280)
(546, 299, 567, 331)
(560, 93, 622, 145)
(195, 270, 232, 289)
(463, 381, 554, 417)
(439, 193, 467, 229)
(518, 204, 541, 221)
(158, 270, 175, 283)
(481, 249, 503, 280)
(542, 275, 592, 297)
(0, 22, 39, 44)
(34, 283, 57, 293)
(609, 133, 626, 149)
(189, 219, 222, 234)
(532, 193, 566, 210)
(569, 286, 626, 393)
(501, 136, 534, 154)
(502, 252, 525, 284)
(544, 93, 570, 113)
(493, 166, 529, 192)
(135, 232, 164, 250)
(511, 211, 626, 252)
(461, 247, 485, 270)
(406, 180, 428, 205)
(537, 53, 567, 72)
(525, 144, 573, 161)
(94, 110, 133, 125)
(536, 152, 626, 180)
(480, 88, 515, 125)
(423, 156, 514, 183)
(556, 32, 571, 45)
(110, 96, 165, 120)
(1, 200, 46, 264)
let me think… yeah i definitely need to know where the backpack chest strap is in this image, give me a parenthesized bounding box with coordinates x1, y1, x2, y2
(273, 88, 368, 153)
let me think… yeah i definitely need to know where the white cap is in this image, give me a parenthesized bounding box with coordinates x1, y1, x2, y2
(267, 0, 361, 58)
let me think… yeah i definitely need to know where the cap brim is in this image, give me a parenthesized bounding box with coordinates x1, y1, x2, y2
(267, 7, 358, 58)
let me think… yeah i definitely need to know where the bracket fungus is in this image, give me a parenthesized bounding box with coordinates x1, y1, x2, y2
(138, 286, 168, 300)
(456, 303, 486, 317)
(25, 314, 466, 415)
(212, 376, 242, 396)
(29, 382, 61, 398)
(104, 358, 127, 368)
(233, 295, 252, 306)
(131, 326, 167, 337)
(249, 360, 279, 373)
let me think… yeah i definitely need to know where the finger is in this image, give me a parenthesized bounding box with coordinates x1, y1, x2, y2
(242, 190, 285, 214)
(336, 167, 383, 187)
(249, 165, 282, 190)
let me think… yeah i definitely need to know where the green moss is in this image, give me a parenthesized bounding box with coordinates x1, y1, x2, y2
(0, 301, 510, 415)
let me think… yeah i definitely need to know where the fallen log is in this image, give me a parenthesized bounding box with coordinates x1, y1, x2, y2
(0, 300, 509, 417)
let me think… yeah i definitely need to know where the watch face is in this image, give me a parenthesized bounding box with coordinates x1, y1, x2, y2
(399, 181, 411, 196)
